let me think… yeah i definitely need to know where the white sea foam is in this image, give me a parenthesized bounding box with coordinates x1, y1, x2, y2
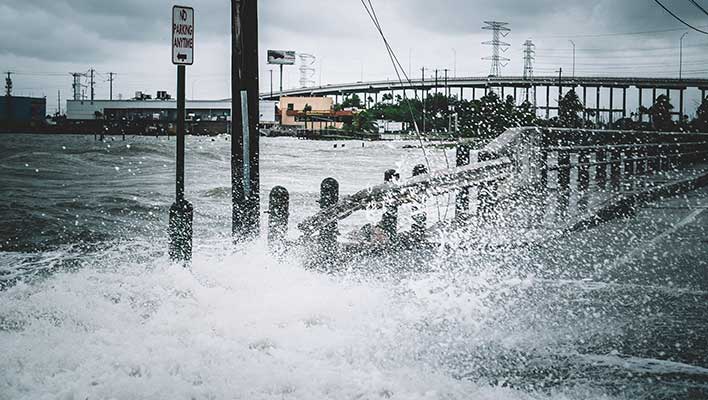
(0, 238, 547, 400)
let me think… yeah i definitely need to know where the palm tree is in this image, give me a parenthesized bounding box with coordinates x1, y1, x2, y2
(303, 103, 312, 131)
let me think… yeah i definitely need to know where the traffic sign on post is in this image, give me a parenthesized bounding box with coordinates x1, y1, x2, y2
(172, 5, 194, 65)
(169, 5, 194, 263)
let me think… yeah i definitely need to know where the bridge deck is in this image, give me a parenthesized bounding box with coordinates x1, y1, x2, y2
(263, 76, 708, 99)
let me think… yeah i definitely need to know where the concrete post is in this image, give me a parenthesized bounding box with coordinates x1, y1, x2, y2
(455, 144, 470, 223)
(539, 149, 548, 189)
(624, 147, 635, 190)
(636, 146, 646, 175)
(596, 87, 601, 125)
(622, 87, 627, 118)
(609, 87, 614, 127)
(610, 148, 622, 192)
(411, 164, 427, 239)
(578, 150, 590, 192)
(381, 169, 399, 239)
(319, 177, 339, 261)
(267, 186, 289, 253)
(546, 85, 551, 119)
(638, 88, 643, 123)
(679, 89, 684, 122)
(582, 86, 587, 123)
(557, 151, 571, 214)
(595, 148, 607, 189)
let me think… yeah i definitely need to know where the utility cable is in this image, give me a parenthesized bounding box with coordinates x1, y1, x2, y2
(653, 0, 708, 34)
(690, 0, 708, 17)
(360, 0, 450, 222)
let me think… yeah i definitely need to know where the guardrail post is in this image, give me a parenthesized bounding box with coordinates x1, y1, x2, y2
(455, 143, 471, 223)
(578, 150, 590, 192)
(557, 150, 571, 214)
(478, 151, 499, 222)
(595, 148, 607, 189)
(381, 169, 399, 240)
(539, 148, 548, 190)
(267, 186, 289, 254)
(624, 147, 635, 190)
(636, 145, 646, 175)
(610, 148, 622, 192)
(651, 144, 662, 172)
(319, 177, 339, 263)
(660, 143, 671, 172)
(411, 164, 427, 239)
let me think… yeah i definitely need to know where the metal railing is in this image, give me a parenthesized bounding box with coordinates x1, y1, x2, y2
(265, 127, 708, 264)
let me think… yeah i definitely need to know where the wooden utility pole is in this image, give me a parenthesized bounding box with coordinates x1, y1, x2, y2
(231, 0, 260, 240)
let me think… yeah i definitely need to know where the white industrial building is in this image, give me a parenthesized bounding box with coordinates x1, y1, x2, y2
(66, 98, 277, 124)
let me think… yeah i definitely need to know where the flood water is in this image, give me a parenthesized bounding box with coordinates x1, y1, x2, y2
(0, 134, 706, 399)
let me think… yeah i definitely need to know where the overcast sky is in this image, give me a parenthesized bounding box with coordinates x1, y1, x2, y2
(2, 0, 708, 113)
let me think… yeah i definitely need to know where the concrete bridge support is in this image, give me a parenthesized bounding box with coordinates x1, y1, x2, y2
(595, 87, 601, 125)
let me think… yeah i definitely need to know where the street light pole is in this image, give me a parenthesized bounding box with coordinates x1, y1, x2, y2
(452, 48, 457, 77)
(569, 40, 576, 78)
(679, 32, 688, 80)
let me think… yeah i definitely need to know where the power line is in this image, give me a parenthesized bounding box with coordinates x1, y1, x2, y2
(538, 42, 708, 53)
(653, 0, 708, 35)
(689, 0, 708, 17)
(359, 0, 444, 218)
(534, 25, 708, 39)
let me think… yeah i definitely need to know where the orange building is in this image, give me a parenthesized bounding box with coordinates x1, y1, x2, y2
(279, 96, 353, 130)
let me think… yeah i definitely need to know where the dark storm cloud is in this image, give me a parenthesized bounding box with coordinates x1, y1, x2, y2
(0, 0, 232, 61)
(400, 0, 706, 35)
(0, 0, 360, 62)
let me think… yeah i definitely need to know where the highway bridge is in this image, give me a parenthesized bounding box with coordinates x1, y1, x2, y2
(262, 75, 708, 125)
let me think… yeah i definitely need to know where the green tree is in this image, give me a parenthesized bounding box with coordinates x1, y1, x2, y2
(693, 96, 708, 132)
(339, 94, 362, 109)
(558, 89, 584, 128)
(648, 94, 674, 131)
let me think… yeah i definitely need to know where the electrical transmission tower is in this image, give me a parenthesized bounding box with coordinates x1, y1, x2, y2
(522, 39, 536, 106)
(482, 21, 511, 77)
(523, 40, 535, 79)
(5, 72, 13, 96)
(70, 73, 84, 101)
(298, 53, 316, 88)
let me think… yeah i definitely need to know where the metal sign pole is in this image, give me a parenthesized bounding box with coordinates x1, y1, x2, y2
(169, 65, 193, 262)
(168, 5, 194, 262)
